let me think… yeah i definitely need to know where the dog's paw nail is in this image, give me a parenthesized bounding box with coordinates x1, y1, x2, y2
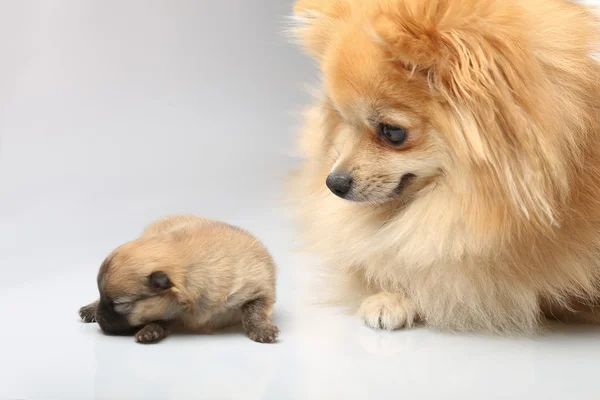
(135, 325, 166, 344)
(358, 293, 415, 331)
(79, 307, 97, 323)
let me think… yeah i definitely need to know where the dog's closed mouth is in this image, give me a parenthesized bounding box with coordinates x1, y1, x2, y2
(394, 173, 416, 196)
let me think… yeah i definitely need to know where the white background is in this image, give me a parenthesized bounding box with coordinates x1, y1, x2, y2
(1, 1, 600, 399)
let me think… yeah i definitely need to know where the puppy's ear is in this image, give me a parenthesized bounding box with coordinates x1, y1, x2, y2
(290, 0, 350, 59)
(149, 271, 172, 291)
(149, 271, 196, 310)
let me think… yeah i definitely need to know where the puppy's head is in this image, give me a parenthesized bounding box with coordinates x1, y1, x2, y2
(292, 0, 599, 232)
(95, 239, 189, 335)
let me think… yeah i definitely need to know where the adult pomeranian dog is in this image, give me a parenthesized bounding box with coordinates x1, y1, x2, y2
(288, 0, 600, 333)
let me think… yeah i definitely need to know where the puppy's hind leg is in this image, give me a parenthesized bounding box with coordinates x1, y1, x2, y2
(241, 297, 280, 344)
(79, 300, 99, 323)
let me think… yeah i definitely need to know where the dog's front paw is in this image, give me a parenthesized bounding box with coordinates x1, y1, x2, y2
(79, 302, 98, 323)
(358, 293, 416, 331)
(135, 323, 168, 344)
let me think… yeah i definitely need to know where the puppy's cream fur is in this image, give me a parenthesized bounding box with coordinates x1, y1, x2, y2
(289, 0, 600, 333)
(79, 215, 279, 343)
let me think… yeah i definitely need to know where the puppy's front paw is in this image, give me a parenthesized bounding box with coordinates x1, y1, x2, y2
(247, 323, 280, 344)
(135, 323, 168, 344)
(358, 293, 416, 331)
(79, 303, 97, 323)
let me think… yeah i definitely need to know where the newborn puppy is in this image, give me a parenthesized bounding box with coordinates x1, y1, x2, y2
(79, 215, 279, 344)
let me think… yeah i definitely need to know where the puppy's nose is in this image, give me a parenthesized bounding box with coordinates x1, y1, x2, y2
(96, 298, 137, 335)
(326, 172, 353, 198)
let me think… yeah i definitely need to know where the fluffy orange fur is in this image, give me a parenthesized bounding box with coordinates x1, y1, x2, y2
(289, 0, 600, 333)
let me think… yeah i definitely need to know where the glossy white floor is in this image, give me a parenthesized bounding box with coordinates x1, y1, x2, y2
(3, 204, 600, 400)
(2, 1, 600, 399)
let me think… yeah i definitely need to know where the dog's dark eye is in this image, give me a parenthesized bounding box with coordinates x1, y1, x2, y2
(378, 124, 408, 146)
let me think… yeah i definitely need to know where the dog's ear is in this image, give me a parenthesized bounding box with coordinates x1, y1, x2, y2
(149, 271, 172, 291)
(151, 269, 196, 311)
(371, 1, 528, 100)
(370, 2, 537, 159)
(290, 0, 350, 59)
(372, 2, 568, 228)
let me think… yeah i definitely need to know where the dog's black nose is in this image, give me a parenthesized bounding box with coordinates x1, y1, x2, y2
(326, 172, 353, 198)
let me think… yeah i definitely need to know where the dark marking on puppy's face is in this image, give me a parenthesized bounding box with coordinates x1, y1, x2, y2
(94, 255, 137, 335)
(93, 240, 192, 337)
(94, 246, 180, 336)
(95, 297, 140, 335)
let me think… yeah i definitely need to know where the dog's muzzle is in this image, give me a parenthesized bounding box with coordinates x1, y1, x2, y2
(96, 298, 138, 335)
